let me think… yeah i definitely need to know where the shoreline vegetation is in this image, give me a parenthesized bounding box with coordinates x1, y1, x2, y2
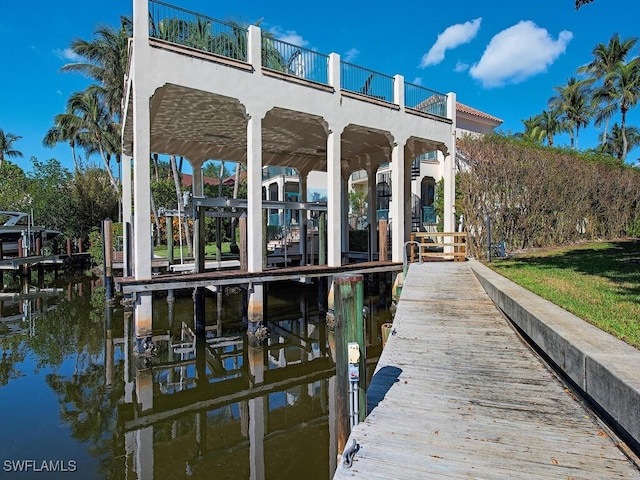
(486, 239, 640, 350)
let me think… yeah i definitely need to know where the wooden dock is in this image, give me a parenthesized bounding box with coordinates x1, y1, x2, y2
(115, 261, 402, 294)
(333, 262, 640, 479)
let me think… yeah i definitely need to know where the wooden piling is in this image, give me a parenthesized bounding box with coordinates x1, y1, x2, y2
(103, 219, 113, 300)
(319, 212, 326, 266)
(239, 214, 247, 270)
(333, 273, 366, 453)
(166, 215, 174, 264)
(378, 219, 388, 261)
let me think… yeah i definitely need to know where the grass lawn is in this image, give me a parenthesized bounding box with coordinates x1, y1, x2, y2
(487, 240, 640, 349)
(154, 242, 234, 258)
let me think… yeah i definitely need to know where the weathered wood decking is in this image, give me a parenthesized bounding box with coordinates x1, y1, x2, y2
(333, 262, 640, 479)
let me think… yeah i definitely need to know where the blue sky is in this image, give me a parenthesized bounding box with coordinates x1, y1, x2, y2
(2, 0, 640, 174)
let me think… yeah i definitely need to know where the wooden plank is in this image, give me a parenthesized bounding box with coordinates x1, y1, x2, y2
(333, 263, 640, 479)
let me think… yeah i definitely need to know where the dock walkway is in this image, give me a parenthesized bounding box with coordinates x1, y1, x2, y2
(333, 262, 640, 479)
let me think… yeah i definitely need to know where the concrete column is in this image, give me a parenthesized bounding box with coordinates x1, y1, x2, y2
(326, 129, 342, 267)
(248, 284, 264, 326)
(247, 25, 262, 70)
(192, 163, 206, 273)
(135, 292, 153, 352)
(393, 74, 405, 109)
(122, 154, 133, 276)
(247, 113, 264, 272)
(366, 164, 377, 260)
(444, 92, 457, 233)
(341, 177, 350, 257)
(299, 173, 307, 264)
(328, 53, 341, 90)
(132, 0, 152, 280)
(391, 141, 406, 262)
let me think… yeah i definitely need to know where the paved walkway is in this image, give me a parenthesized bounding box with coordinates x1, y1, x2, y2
(333, 262, 640, 479)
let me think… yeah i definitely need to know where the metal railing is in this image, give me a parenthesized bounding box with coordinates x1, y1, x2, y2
(262, 36, 329, 85)
(149, 0, 248, 61)
(405, 82, 447, 118)
(341, 62, 394, 103)
(262, 166, 298, 181)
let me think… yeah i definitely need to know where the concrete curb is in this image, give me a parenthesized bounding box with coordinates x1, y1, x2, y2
(469, 259, 640, 454)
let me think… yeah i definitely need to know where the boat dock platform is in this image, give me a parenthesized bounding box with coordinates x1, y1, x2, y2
(333, 261, 640, 479)
(115, 261, 403, 294)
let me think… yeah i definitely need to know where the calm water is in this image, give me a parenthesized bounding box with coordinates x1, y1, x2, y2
(0, 272, 392, 479)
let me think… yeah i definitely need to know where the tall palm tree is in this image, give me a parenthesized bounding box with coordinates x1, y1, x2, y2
(42, 111, 85, 171)
(68, 90, 119, 191)
(578, 34, 638, 145)
(549, 77, 593, 149)
(605, 58, 640, 162)
(530, 109, 564, 146)
(0, 129, 23, 172)
(61, 17, 132, 120)
(598, 123, 640, 161)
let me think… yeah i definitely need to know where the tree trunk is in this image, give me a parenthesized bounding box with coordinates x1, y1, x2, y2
(150, 189, 162, 247)
(230, 162, 241, 246)
(621, 108, 629, 162)
(170, 155, 192, 256)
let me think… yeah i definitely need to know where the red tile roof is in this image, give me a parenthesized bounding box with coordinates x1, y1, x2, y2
(456, 102, 503, 124)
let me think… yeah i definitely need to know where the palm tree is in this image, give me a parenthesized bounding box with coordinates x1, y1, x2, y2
(60, 17, 132, 120)
(578, 34, 638, 145)
(0, 129, 23, 172)
(598, 123, 640, 161)
(529, 109, 564, 146)
(549, 77, 593, 149)
(605, 58, 640, 162)
(42, 111, 85, 171)
(67, 90, 119, 190)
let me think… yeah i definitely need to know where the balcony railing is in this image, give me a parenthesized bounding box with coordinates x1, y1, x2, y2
(147, 1, 449, 119)
(341, 62, 394, 103)
(262, 36, 329, 85)
(405, 82, 447, 117)
(262, 166, 298, 181)
(149, 0, 248, 61)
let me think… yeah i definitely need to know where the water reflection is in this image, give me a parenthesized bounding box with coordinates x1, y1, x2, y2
(0, 273, 392, 479)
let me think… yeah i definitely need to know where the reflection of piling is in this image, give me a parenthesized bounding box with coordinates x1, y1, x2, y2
(333, 273, 366, 453)
(194, 287, 205, 335)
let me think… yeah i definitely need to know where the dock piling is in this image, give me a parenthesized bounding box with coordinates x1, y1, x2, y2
(333, 273, 366, 452)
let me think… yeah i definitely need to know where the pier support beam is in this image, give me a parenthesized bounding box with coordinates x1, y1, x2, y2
(327, 127, 343, 267)
(247, 284, 265, 346)
(134, 292, 153, 353)
(247, 113, 264, 273)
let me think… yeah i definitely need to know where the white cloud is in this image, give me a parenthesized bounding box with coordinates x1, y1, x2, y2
(454, 61, 469, 72)
(420, 18, 482, 67)
(344, 47, 359, 62)
(412, 77, 423, 86)
(53, 47, 83, 62)
(269, 27, 309, 47)
(469, 21, 572, 88)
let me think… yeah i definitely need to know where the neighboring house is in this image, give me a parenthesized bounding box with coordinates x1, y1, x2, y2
(348, 101, 502, 231)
